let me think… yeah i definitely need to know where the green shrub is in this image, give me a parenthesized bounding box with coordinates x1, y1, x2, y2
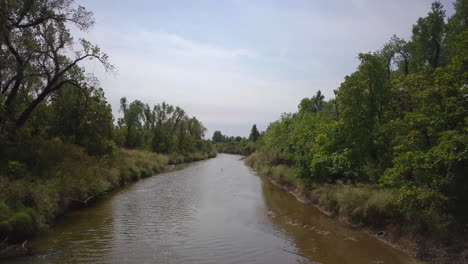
(0, 208, 38, 241)
(7, 161, 27, 178)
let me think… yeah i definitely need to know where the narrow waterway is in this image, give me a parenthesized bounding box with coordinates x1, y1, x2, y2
(7, 154, 420, 264)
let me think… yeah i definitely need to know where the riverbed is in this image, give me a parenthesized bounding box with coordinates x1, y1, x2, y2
(6, 154, 420, 264)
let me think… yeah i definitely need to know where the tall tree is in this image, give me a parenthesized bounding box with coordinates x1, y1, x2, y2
(389, 35, 411, 75)
(0, 0, 112, 131)
(249, 124, 260, 142)
(410, 1, 446, 69)
(299, 90, 325, 113)
(311, 90, 325, 113)
(212, 131, 225, 143)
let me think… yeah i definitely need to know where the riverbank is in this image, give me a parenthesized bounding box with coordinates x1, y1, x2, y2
(2, 154, 421, 264)
(0, 139, 216, 258)
(245, 152, 467, 264)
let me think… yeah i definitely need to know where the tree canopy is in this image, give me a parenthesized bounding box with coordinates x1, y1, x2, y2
(255, 0, 468, 232)
(0, 0, 113, 132)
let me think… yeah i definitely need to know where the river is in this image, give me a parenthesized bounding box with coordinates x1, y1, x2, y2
(6, 154, 420, 264)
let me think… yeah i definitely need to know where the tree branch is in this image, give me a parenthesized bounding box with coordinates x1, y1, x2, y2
(15, 79, 81, 128)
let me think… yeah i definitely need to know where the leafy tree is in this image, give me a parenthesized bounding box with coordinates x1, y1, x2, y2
(117, 98, 146, 148)
(212, 130, 225, 143)
(249, 124, 260, 142)
(410, 1, 446, 69)
(48, 84, 114, 155)
(115, 98, 211, 155)
(299, 90, 325, 114)
(253, 1, 468, 234)
(386, 35, 411, 75)
(0, 0, 113, 132)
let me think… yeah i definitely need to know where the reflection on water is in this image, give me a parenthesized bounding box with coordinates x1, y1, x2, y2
(6, 154, 419, 264)
(261, 182, 421, 264)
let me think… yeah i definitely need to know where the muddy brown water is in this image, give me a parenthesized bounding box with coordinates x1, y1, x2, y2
(5, 154, 420, 264)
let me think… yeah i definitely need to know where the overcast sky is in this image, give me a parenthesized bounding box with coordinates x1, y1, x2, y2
(76, 0, 455, 138)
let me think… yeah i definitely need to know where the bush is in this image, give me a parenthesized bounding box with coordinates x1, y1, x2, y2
(7, 161, 27, 179)
(309, 149, 357, 183)
(0, 208, 38, 241)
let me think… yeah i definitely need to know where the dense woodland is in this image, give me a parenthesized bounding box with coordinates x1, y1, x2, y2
(246, 0, 467, 260)
(0, 0, 215, 247)
(0, 0, 467, 262)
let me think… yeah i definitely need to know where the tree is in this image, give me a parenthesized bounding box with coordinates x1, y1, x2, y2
(48, 83, 114, 155)
(253, 0, 468, 235)
(445, 0, 468, 58)
(311, 90, 325, 113)
(212, 131, 225, 142)
(249, 124, 260, 142)
(0, 0, 113, 132)
(410, 1, 446, 69)
(117, 98, 147, 148)
(115, 98, 212, 155)
(385, 35, 411, 75)
(299, 90, 325, 113)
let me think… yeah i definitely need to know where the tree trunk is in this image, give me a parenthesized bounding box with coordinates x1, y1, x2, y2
(15, 91, 49, 128)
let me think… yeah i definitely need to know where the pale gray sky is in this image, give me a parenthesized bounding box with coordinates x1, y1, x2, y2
(77, 0, 455, 137)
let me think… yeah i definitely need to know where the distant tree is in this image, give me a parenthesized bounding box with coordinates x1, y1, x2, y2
(249, 124, 260, 142)
(212, 131, 225, 143)
(311, 90, 325, 113)
(118, 98, 146, 148)
(299, 90, 325, 113)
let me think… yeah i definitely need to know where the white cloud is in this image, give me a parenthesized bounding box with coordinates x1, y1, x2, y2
(120, 30, 256, 59)
(75, 0, 452, 137)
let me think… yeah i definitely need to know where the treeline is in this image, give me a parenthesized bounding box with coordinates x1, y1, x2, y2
(0, 0, 215, 161)
(115, 98, 215, 161)
(248, 0, 467, 259)
(0, 0, 215, 248)
(212, 124, 260, 155)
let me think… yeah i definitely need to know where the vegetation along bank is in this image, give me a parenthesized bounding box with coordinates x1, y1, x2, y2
(0, 0, 216, 257)
(239, 1, 467, 263)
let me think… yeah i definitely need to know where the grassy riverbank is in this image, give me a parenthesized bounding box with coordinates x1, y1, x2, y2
(246, 153, 400, 226)
(245, 152, 468, 264)
(0, 138, 216, 256)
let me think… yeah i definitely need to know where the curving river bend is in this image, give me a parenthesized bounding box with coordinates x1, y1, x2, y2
(7, 154, 420, 264)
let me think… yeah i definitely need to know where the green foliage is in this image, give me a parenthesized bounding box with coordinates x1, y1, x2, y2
(299, 90, 325, 113)
(248, 124, 260, 142)
(212, 131, 225, 143)
(211, 129, 259, 155)
(0, 0, 113, 130)
(6, 161, 27, 178)
(116, 98, 213, 156)
(247, 153, 401, 227)
(310, 184, 401, 227)
(309, 149, 357, 183)
(0, 208, 38, 240)
(0, 137, 214, 242)
(47, 86, 115, 155)
(0, 0, 217, 246)
(251, 1, 468, 236)
(410, 1, 446, 69)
